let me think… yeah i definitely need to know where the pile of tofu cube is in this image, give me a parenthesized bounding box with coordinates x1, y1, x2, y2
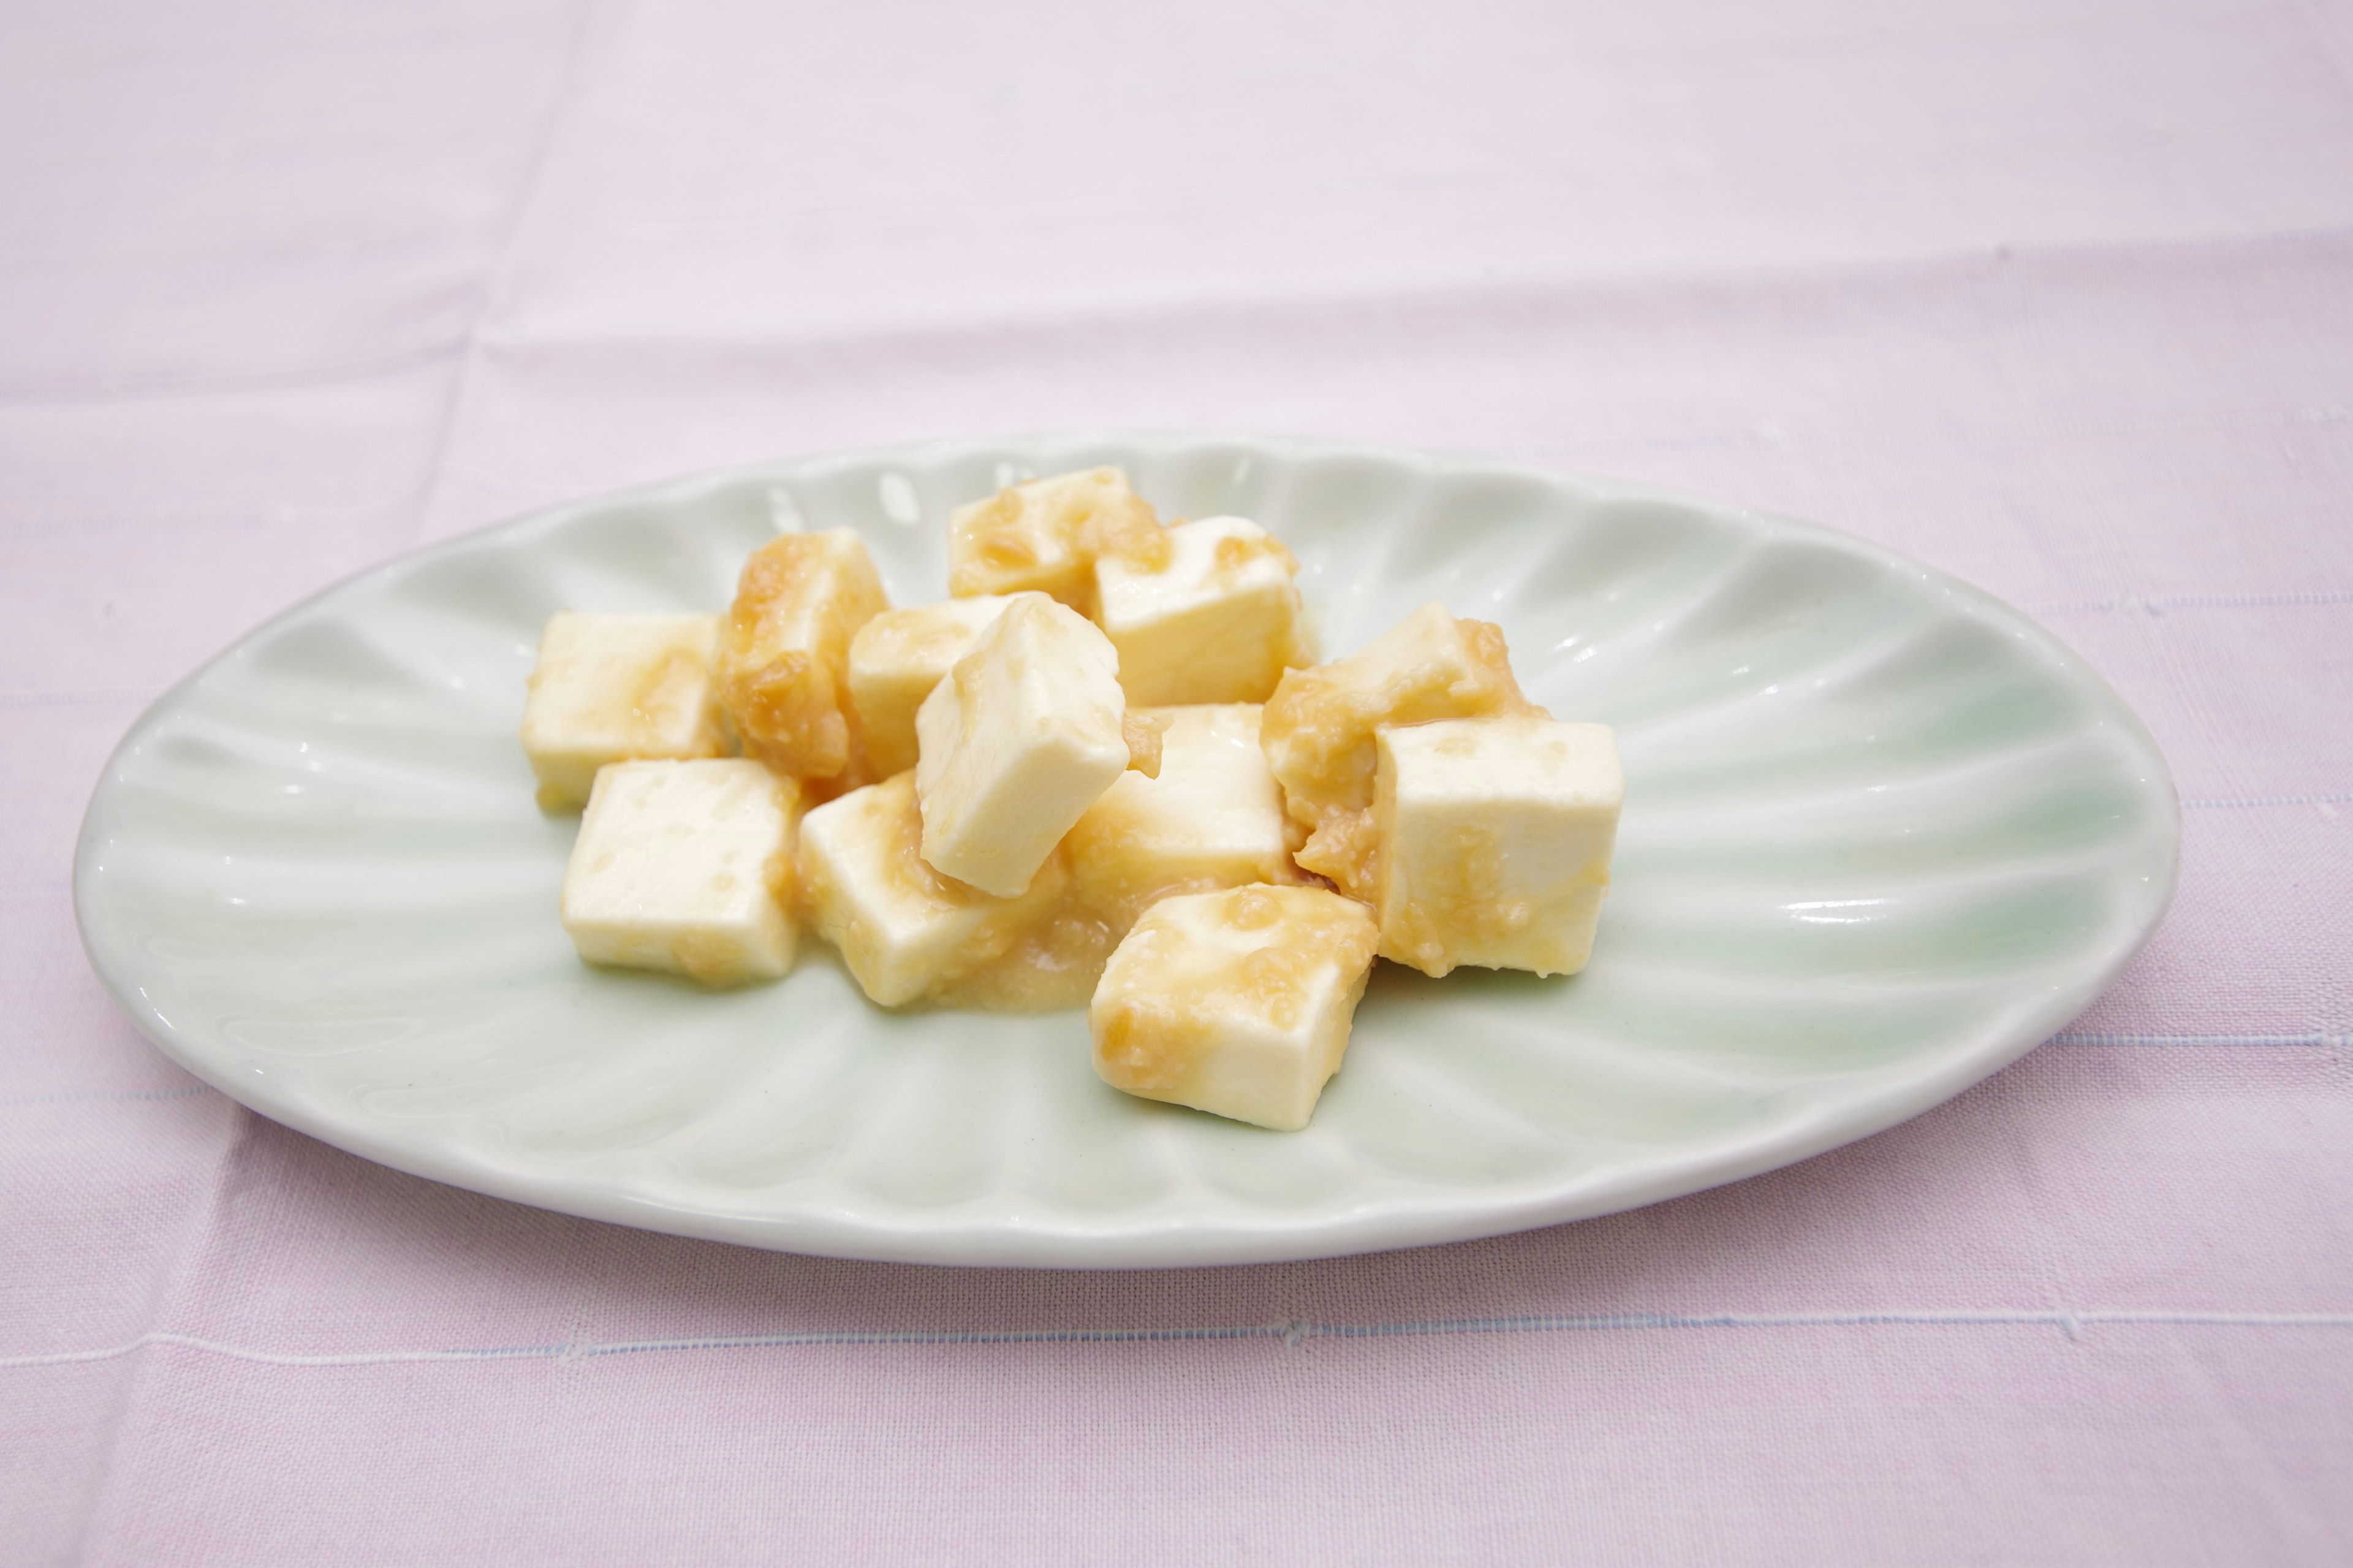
(523, 466, 1623, 1132)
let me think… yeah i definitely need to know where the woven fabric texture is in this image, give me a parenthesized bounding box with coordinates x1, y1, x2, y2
(4, 0, 2350, 1562)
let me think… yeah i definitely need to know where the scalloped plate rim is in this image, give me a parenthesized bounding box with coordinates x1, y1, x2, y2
(70, 430, 2182, 1269)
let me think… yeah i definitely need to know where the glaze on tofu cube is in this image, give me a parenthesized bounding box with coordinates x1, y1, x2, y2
(714, 528, 890, 792)
(1066, 704, 1300, 931)
(797, 771, 1073, 1008)
(946, 466, 1164, 616)
(913, 594, 1129, 898)
(520, 612, 727, 811)
(1260, 602, 1541, 899)
(1090, 885, 1379, 1132)
(1094, 515, 1312, 705)
(846, 596, 1017, 779)
(1373, 716, 1622, 977)
(559, 759, 800, 986)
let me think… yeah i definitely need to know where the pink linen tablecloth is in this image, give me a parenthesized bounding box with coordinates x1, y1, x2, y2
(6, 0, 2351, 1561)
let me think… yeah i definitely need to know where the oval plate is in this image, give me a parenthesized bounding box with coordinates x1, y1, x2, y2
(73, 434, 2178, 1267)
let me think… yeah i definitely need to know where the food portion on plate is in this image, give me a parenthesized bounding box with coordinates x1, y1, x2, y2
(520, 612, 729, 811)
(521, 466, 1625, 1131)
(559, 758, 801, 987)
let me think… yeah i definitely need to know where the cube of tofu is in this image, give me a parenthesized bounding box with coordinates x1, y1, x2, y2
(1066, 704, 1300, 932)
(1373, 716, 1623, 977)
(846, 596, 1018, 779)
(1094, 515, 1312, 705)
(559, 759, 801, 986)
(1089, 885, 1379, 1132)
(714, 528, 890, 792)
(520, 612, 727, 811)
(947, 466, 1165, 616)
(797, 771, 1072, 1008)
(913, 594, 1129, 898)
(1260, 601, 1542, 899)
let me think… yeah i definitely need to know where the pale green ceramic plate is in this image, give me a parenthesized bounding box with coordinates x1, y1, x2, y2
(73, 434, 2178, 1267)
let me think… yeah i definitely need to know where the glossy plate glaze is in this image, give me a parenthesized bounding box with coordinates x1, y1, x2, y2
(73, 434, 2178, 1267)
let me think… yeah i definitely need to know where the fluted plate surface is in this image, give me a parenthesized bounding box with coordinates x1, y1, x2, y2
(74, 434, 2177, 1267)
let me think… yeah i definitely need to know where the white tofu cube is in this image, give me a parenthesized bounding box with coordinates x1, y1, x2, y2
(520, 613, 727, 811)
(1066, 704, 1300, 931)
(715, 528, 890, 791)
(797, 771, 1072, 1008)
(947, 466, 1164, 616)
(560, 759, 801, 986)
(1261, 601, 1541, 899)
(1089, 885, 1379, 1132)
(913, 594, 1129, 898)
(1094, 515, 1311, 705)
(846, 596, 1017, 779)
(1373, 716, 1623, 977)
